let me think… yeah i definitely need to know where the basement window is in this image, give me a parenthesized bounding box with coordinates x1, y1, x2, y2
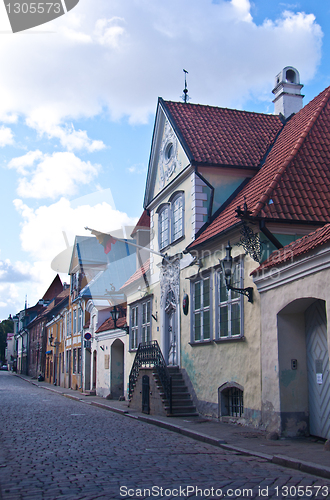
(218, 383, 244, 418)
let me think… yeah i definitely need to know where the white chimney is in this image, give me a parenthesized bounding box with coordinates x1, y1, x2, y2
(272, 67, 304, 119)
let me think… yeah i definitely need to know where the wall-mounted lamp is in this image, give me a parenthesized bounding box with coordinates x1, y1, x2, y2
(49, 333, 60, 347)
(100, 345, 105, 351)
(110, 305, 120, 329)
(220, 241, 253, 303)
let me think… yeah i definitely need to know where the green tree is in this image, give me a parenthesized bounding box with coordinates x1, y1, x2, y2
(0, 316, 14, 363)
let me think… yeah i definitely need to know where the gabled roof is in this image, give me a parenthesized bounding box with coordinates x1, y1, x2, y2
(189, 86, 330, 249)
(252, 223, 330, 276)
(163, 99, 283, 168)
(131, 210, 150, 237)
(96, 315, 127, 333)
(42, 274, 63, 301)
(120, 258, 150, 290)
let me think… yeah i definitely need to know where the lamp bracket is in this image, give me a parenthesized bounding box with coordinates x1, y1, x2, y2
(227, 284, 253, 303)
(237, 220, 263, 264)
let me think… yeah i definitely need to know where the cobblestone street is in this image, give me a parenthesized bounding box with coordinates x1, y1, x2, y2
(1, 372, 330, 500)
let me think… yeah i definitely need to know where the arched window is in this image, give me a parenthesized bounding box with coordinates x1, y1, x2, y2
(218, 382, 244, 418)
(158, 204, 170, 250)
(171, 192, 184, 242)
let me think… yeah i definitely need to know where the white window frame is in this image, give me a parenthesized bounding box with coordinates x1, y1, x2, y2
(191, 274, 212, 343)
(170, 192, 184, 243)
(129, 297, 152, 351)
(216, 258, 244, 339)
(158, 204, 170, 250)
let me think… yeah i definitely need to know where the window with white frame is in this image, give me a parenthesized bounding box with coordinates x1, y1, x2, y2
(157, 192, 185, 251)
(73, 309, 77, 334)
(78, 307, 83, 332)
(217, 260, 243, 338)
(130, 306, 139, 350)
(130, 298, 152, 350)
(191, 276, 211, 342)
(158, 205, 170, 250)
(171, 193, 184, 242)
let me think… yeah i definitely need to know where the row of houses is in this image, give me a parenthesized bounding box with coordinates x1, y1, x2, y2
(12, 66, 330, 440)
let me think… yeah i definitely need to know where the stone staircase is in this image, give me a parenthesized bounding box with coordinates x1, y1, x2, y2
(154, 366, 198, 417)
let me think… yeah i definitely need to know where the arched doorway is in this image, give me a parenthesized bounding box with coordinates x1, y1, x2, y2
(278, 298, 330, 438)
(110, 339, 124, 399)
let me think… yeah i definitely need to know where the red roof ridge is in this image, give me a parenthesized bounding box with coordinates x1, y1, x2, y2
(253, 86, 330, 215)
(163, 99, 281, 118)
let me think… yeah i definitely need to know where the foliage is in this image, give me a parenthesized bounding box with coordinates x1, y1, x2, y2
(0, 316, 14, 363)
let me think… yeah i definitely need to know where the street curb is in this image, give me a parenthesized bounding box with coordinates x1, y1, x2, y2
(14, 374, 330, 480)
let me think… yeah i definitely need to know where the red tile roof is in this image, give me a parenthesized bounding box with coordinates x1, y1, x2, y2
(189, 86, 330, 249)
(252, 224, 330, 276)
(120, 259, 150, 289)
(96, 316, 127, 333)
(163, 100, 283, 168)
(131, 210, 150, 236)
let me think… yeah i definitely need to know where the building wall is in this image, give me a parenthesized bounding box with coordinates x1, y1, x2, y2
(254, 245, 330, 436)
(179, 239, 261, 425)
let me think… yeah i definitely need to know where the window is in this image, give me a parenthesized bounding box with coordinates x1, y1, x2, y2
(131, 306, 139, 350)
(192, 276, 211, 342)
(77, 348, 81, 374)
(73, 349, 77, 374)
(158, 205, 169, 250)
(129, 298, 152, 350)
(171, 193, 184, 242)
(157, 192, 185, 250)
(219, 383, 244, 417)
(217, 260, 243, 338)
(73, 309, 77, 334)
(78, 307, 83, 332)
(141, 301, 151, 343)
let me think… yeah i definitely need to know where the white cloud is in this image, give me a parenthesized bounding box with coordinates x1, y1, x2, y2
(0, 0, 322, 129)
(11, 197, 138, 307)
(0, 259, 33, 283)
(0, 126, 14, 147)
(25, 120, 106, 152)
(9, 151, 100, 199)
(14, 197, 137, 262)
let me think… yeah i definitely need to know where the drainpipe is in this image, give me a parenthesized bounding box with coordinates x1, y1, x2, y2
(259, 220, 283, 250)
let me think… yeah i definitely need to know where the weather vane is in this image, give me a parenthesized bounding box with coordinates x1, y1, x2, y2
(181, 69, 191, 103)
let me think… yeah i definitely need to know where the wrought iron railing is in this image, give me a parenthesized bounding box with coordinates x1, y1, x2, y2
(129, 340, 172, 413)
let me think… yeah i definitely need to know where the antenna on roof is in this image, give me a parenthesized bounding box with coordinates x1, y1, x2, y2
(181, 69, 191, 103)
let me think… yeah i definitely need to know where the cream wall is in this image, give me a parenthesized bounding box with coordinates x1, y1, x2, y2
(180, 236, 261, 424)
(254, 244, 330, 434)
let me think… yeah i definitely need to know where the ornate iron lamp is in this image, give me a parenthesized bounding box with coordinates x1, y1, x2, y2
(220, 242, 253, 303)
(110, 305, 120, 329)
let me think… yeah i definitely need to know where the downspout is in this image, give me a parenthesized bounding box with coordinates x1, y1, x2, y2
(259, 220, 283, 249)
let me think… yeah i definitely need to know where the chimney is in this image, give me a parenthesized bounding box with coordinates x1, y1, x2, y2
(272, 67, 304, 119)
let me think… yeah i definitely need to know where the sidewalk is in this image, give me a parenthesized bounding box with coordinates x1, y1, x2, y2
(15, 373, 330, 480)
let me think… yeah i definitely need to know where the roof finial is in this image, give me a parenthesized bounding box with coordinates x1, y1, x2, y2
(181, 69, 190, 103)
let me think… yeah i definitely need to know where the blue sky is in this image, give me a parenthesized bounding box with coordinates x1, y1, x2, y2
(0, 0, 328, 319)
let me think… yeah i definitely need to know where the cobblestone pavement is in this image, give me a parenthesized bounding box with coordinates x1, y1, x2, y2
(1, 373, 330, 500)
